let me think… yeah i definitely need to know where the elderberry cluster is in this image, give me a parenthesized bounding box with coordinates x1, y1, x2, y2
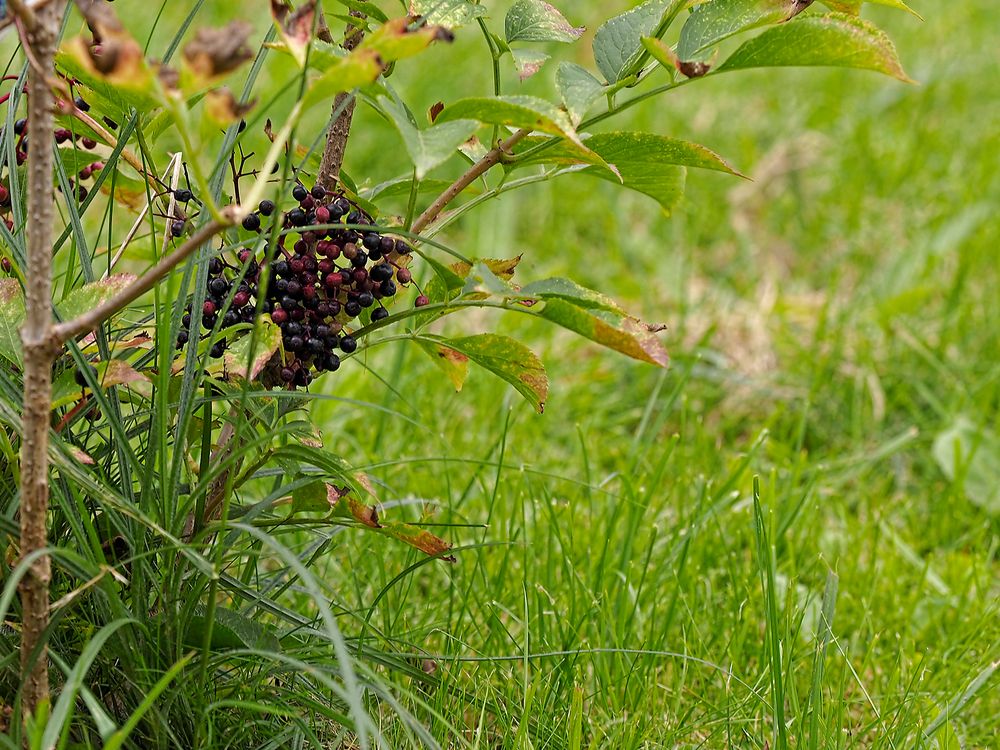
(175, 181, 426, 390)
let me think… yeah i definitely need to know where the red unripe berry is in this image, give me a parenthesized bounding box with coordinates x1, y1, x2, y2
(203, 301, 216, 315)
(79, 166, 93, 180)
(352, 269, 367, 284)
(81, 137, 97, 149)
(270, 308, 288, 324)
(315, 206, 330, 224)
(318, 259, 333, 275)
(415, 295, 430, 308)
(233, 291, 249, 307)
(0, 186, 9, 204)
(54, 128, 71, 144)
(396, 268, 412, 284)
(91, 161, 104, 172)
(238, 249, 253, 264)
(4, 219, 13, 232)
(1, 258, 11, 273)
(300, 195, 314, 211)
(302, 285, 317, 301)
(325, 272, 343, 288)
(289, 258, 305, 275)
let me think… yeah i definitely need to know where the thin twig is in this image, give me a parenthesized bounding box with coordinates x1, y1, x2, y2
(411, 129, 530, 235)
(17, 0, 67, 723)
(54, 215, 234, 342)
(315, 10, 366, 190)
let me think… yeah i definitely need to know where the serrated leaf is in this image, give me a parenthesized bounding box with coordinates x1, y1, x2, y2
(593, 0, 671, 83)
(678, 0, 813, 60)
(223, 319, 283, 381)
(718, 12, 912, 81)
(512, 49, 551, 81)
(933, 417, 1000, 517)
(415, 339, 469, 391)
(435, 95, 582, 145)
(505, 0, 584, 44)
(380, 97, 479, 179)
(556, 62, 605, 126)
(56, 274, 137, 323)
(0, 279, 25, 366)
(535, 298, 669, 368)
(409, 0, 487, 28)
(432, 334, 548, 413)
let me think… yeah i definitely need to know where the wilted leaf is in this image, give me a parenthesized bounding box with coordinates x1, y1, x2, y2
(183, 21, 255, 83)
(432, 334, 549, 413)
(505, 0, 584, 44)
(450, 256, 522, 282)
(223, 319, 283, 381)
(718, 12, 912, 81)
(270, 0, 318, 67)
(52, 359, 150, 410)
(360, 17, 454, 63)
(204, 89, 256, 126)
(64, 2, 156, 95)
(415, 339, 470, 391)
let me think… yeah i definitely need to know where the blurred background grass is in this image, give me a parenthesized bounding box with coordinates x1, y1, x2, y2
(8, 0, 999, 745)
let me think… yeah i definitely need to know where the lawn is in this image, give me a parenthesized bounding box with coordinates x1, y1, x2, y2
(2, 1, 998, 747)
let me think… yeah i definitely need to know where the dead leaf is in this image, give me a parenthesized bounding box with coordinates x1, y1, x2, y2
(183, 21, 255, 83)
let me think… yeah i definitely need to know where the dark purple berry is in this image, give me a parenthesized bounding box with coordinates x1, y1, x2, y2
(339, 335, 357, 353)
(174, 189, 193, 203)
(258, 199, 275, 216)
(371, 307, 389, 322)
(242, 213, 261, 231)
(171, 220, 185, 237)
(292, 184, 308, 202)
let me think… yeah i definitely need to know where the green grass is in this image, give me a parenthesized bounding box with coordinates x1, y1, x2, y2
(2, 1, 998, 747)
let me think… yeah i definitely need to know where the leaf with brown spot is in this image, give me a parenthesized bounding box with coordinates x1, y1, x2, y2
(183, 21, 255, 84)
(450, 256, 522, 283)
(51, 359, 151, 410)
(414, 339, 469, 391)
(270, 0, 317, 66)
(360, 17, 454, 63)
(204, 89, 256, 126)
(222, 319, 283, 381)
(428, 101, 445, 123)
(57, 274, 138, 325)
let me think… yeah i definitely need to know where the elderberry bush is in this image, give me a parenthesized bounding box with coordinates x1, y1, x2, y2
(175, 182, 419, 389)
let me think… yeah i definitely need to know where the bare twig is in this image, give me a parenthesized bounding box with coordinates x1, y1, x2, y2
(16, 0, 66, 723)
(411, 129, 530, 235)
(315, 10, 366, 190)
(53, 215, 234, 343)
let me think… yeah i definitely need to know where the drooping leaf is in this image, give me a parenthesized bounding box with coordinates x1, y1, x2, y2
(52, 360, 150, 410)
(430, 334, 548, 413)
(505, 0, 584, 44)
(183, 20, 255, 82)
(592, 0, 671, 83)
(414, 338, 470, 391)
(360, 17, 455, 62)
(56, 274, 137, 324)
(933, 417, 1000, 517)
(717, 12, 912, 81)
(380, 97, 478, 179)
(678, 0, 814, 60)
(301, 49, 385, 110)
(535, 298, 669, 367)
(435, 95, 582, 145)
(408, 0, 487, 28)
(641, 36, 712, 78)
(222, 319, 283, 381)
(556, 62, 606, 126)
(450, 256, 522, 282)
(0, 279, 25, 366)
(270, 0, 317, 67)
(512, 49, 551, 81)
(519, 277, 625, 313)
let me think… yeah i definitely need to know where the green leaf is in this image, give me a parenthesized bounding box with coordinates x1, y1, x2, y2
(556, 62, 605, 125)
(593, 0, 671, 83)
(52, 360, 150, 410)
(0, 279, 25, 366)
(360, 17, 455, 62)
(56, 274, 136, 323)
(291, 480, 328, 513)
(717, 12, 913, 81)
(223, 318, 283, 381)
(512, 49, 551, 81)
(380, 97, 478, 179)
(186, 607, 281, 652)
(430, 333, 548, 413)
(408, 0, 487, 28)
(505, 0, 584, 44)
(933, 417, 1000, 517)
(519, 277, 625, 313)
(678, 0, 812, 60)
(535, 298, 669, 368)
(821, 0, 922, 19)
(301, 49, 385, 110)
(514, 131, 744, 178)
(414, 338, 470, 391)
(435, 95, 583, 145)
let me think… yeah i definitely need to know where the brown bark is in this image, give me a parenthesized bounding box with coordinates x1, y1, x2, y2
(17, 0, 67, 721)
(315, 11, 365, 191)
